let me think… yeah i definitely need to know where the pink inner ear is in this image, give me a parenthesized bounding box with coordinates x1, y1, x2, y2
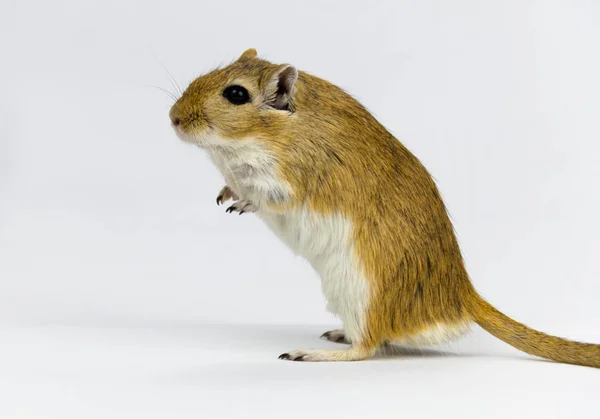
(278, 66, 298, 93)
(272, 67, 298, 111)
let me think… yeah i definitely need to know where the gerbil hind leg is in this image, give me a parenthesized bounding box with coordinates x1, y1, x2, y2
(280, 311, 379, 362)
(278, 341, 376, 362)
(280, 319, 378, 361)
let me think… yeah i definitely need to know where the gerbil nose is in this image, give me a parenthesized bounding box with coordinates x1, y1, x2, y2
(171, 115, 181, 127)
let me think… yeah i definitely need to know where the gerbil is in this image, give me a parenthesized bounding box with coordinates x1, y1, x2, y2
(169, 48, 600, 366)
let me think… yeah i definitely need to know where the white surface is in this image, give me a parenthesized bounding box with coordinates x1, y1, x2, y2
(0, 324, 598, 419)
(1, 0, 600, 417)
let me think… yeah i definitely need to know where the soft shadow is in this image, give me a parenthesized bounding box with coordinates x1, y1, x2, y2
(45, 318, 549, 365)
(374, 344, 473, 359)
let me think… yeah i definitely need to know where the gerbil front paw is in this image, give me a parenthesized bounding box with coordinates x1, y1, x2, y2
(216, 185, 238, 205)
(225, 200, 257, 215)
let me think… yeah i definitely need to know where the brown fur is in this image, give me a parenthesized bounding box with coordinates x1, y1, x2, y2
(170, 49, 600, 367)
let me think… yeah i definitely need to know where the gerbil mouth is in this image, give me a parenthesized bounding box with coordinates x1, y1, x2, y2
(172, 126, 209, 148)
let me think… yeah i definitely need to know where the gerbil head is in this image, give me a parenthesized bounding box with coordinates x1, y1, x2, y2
(169, 48, 298, 148)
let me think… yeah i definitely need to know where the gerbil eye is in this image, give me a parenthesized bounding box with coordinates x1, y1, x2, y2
(223, 85, 250, 105)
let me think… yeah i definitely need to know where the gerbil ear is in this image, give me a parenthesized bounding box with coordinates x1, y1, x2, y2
(264, 65, 298, 112)
(238, 48, 257, 61)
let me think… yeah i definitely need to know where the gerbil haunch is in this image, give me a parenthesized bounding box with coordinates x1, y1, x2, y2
(170, 48, 600, 367)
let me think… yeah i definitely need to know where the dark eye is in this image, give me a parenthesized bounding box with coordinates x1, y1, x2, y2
(223, 85, 250, 105)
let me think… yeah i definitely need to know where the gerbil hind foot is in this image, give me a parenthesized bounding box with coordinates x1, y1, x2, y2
(278, 345, 375, 362)
(320, 329, 351, 344)
(216, 185, 238, 205)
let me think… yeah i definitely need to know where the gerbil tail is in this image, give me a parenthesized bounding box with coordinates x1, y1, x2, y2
(468, 293, 600, 368)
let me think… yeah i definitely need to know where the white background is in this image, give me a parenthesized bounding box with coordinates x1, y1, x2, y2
(1, 0, 599, 418)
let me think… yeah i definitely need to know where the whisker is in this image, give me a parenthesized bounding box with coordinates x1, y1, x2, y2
(140, 84, 178, 102)
(156, 58, 183, 97)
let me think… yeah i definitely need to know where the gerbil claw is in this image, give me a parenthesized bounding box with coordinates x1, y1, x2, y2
(225, 200, 257, 214)
(279, 352, 306, 361)
(320, 329, 350, 344)
(216, 186, 238, 206)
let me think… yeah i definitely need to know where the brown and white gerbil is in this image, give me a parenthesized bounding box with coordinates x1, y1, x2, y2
(169, 48, 600, 366)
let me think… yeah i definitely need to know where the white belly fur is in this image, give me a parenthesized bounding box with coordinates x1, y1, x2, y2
(257, 207, 370, 343)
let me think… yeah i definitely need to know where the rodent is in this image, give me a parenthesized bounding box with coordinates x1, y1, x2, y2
(169, 48, 600, 366)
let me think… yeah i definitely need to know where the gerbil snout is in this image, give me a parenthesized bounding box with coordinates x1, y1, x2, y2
(170, 115, 181, 127)
(168, 105, 184, 129)
(169, 98, 204, 132)
(169, 101, 209, 147)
